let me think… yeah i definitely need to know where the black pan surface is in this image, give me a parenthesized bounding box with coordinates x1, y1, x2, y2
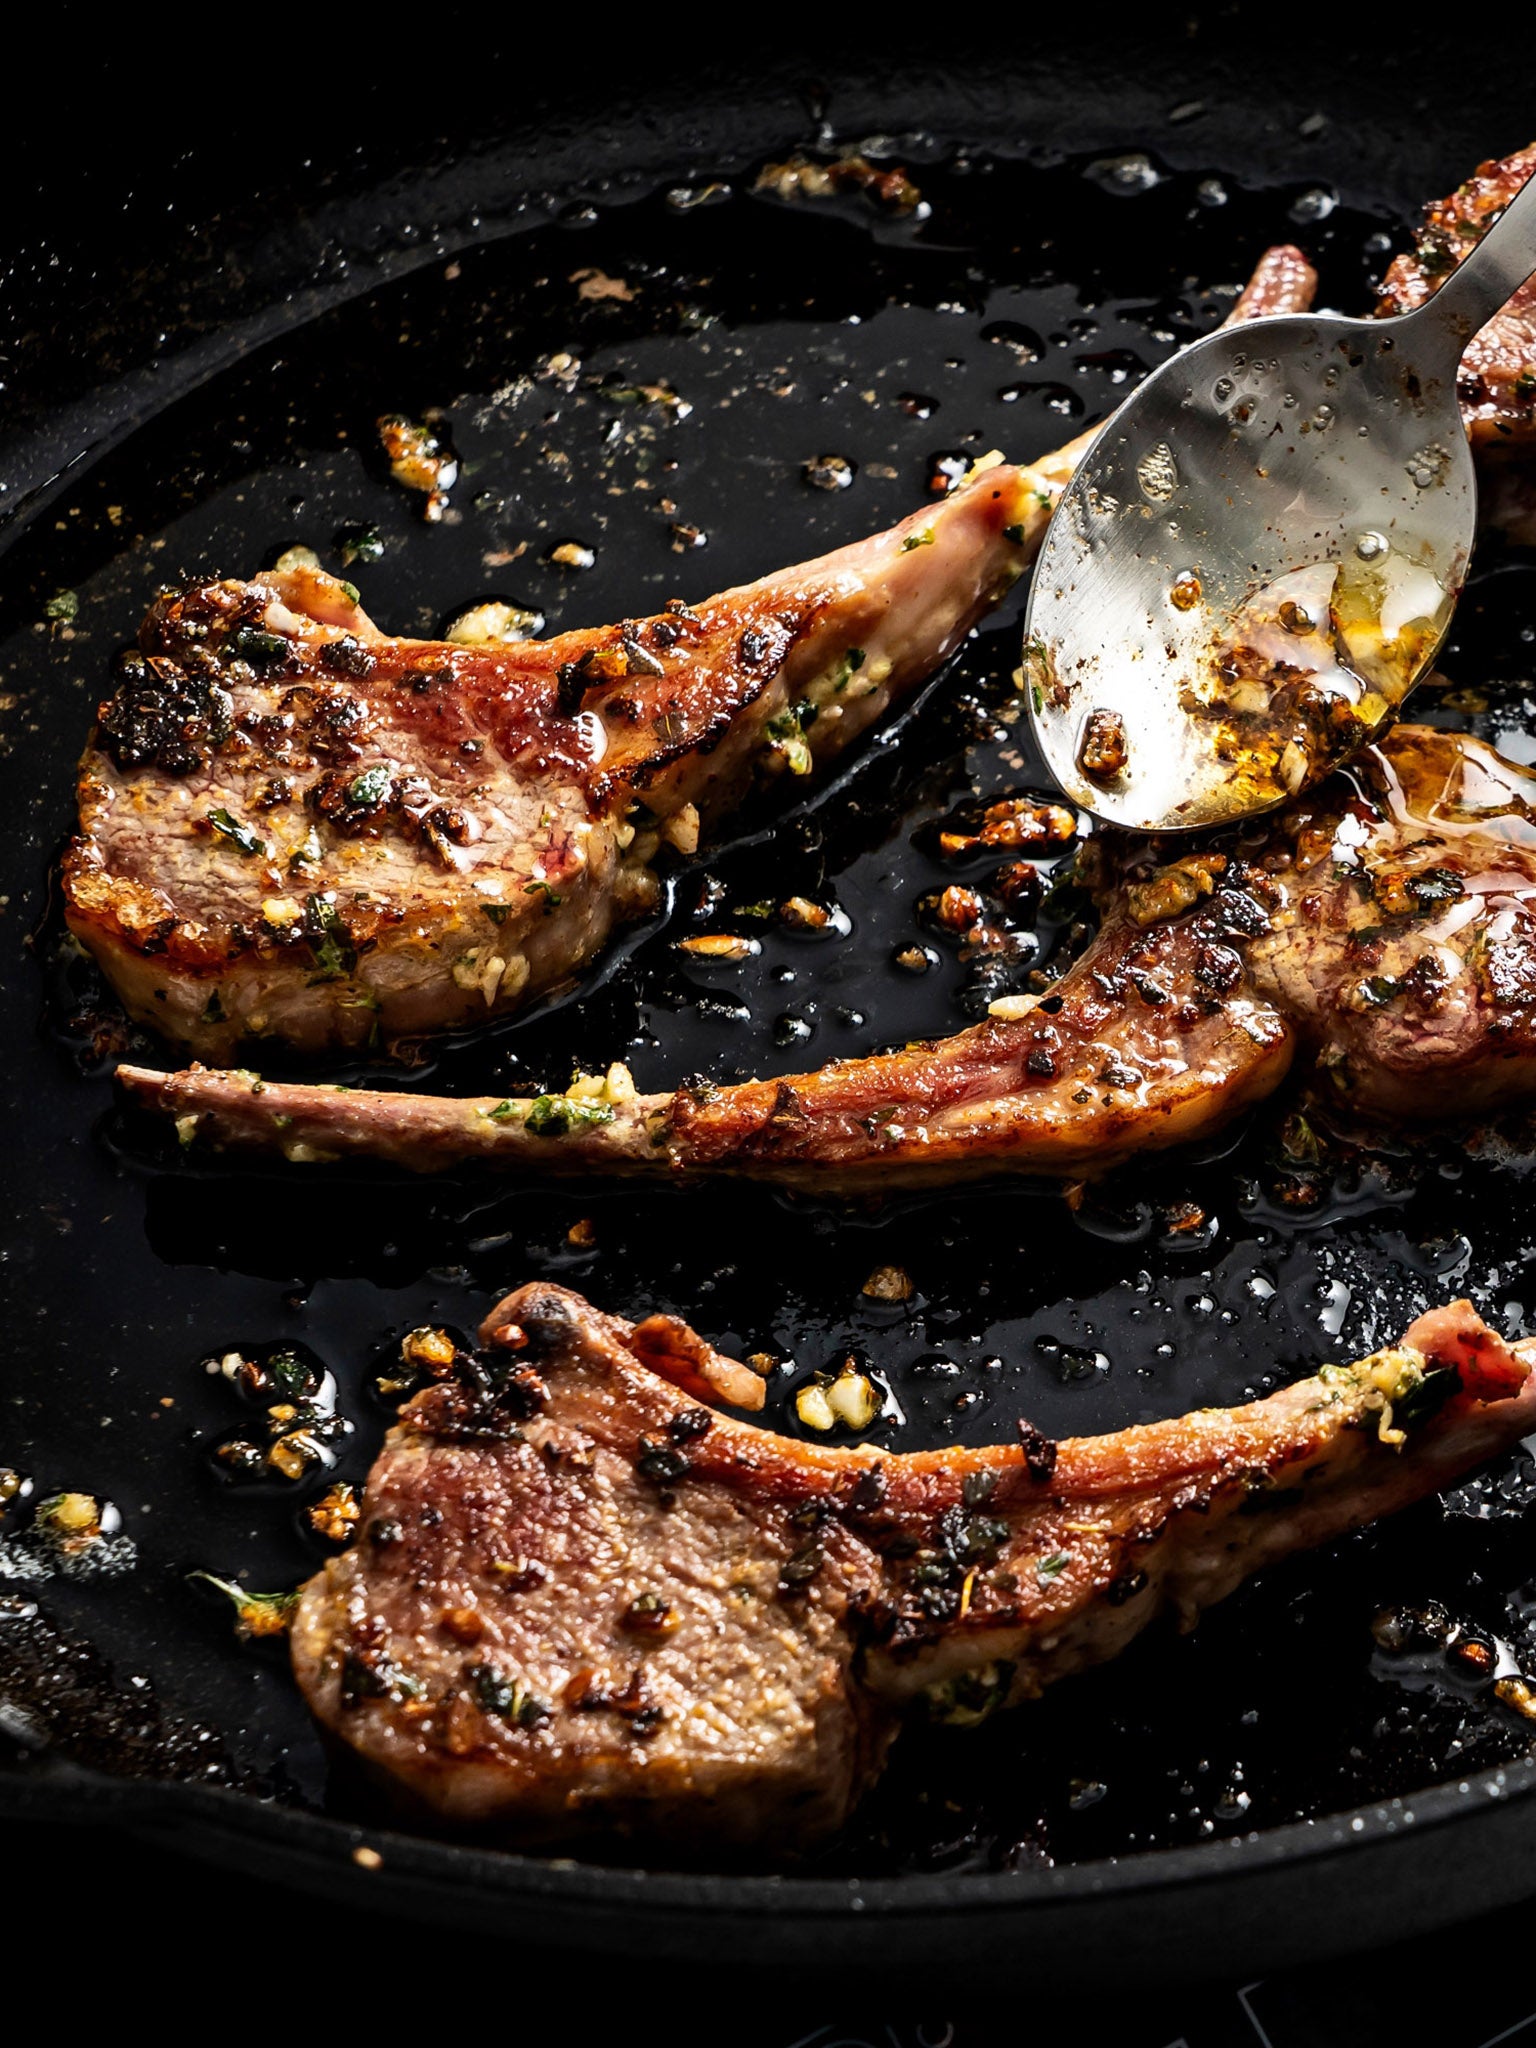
(8, 35, 1536, 1985)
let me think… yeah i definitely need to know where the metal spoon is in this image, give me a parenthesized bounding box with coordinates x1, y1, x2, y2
(1024, 171, 1536, 831)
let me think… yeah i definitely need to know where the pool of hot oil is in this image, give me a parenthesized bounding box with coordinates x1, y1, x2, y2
(5, 149, 1536, 1873)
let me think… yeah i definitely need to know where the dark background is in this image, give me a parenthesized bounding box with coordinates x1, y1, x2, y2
(9, 17, 1536, 2041)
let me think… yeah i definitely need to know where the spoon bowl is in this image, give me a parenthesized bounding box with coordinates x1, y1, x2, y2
(1024, 173, 1536, 831)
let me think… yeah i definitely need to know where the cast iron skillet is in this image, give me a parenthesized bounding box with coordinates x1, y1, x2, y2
(8, 33, 1536, 1987)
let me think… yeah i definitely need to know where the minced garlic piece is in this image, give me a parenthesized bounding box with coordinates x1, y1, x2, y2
(795, 1383, 837, 1432)
(660, 803, 700, 855)
(679, 934, 760, 962)
(826, 1369, 882, 1430)
(798, 1366, 883, 1432)
(565, 1064, 638, 1107)
(402, 1326, 457, 1370)
(446, 600, 544, 647)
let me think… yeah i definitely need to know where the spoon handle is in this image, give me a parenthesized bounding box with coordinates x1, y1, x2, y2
(1400, 164, 1536, 362)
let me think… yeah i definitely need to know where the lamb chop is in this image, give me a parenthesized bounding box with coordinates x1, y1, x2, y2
(65, 242, 1320, 1066)
(290, 1281, 1536, 1852)
(64, 462, 1040, 1061)
(119, 724, 1536, 1188)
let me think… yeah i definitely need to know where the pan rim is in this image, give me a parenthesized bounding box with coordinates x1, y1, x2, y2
(8, 1738, 1536, 1914)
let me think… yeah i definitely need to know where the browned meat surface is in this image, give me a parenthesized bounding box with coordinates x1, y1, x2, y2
(65, 465, 1038, 1060)
(126, 875, 1291, 1186)
(1377, 143, 1536, 542)
(291, 1282, 1536, 1852)
(1230, 241, 1319, 322)
(119, 726, 1536, 1187)
(1243, 726, 1536, 1116)
(1377, 143, 1536, 450)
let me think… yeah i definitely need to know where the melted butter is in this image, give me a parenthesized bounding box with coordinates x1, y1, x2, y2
(1180, 543, 1455, 809)
(1362, 731, 1536, 843)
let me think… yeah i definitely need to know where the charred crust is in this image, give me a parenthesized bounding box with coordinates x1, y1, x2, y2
(319, 635, 377, 679)
(509, 1294, 579, 1359)
(845, 1463, 887, 1513)
(556, 652, 595, 716)
(635, 1435, 691, 1490)
(1016, 1420, 1059, 1484)
(1104, 1567, 1149, 1606)
(666, 1408, 714, 1444)
(779, 1541, 825, 1595)
(409, 1347, 547, 1439)
(96, 650, 234, 775)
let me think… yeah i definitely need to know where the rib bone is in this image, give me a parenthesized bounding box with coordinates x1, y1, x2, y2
(290, 1284, 1536, 1851)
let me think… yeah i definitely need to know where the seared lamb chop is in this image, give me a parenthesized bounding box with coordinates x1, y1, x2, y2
(121, 725, 1536, 1187)
(291, 1281, 1536, 1852)
(65, 464, 1039, 1060)
(66, 242, 1320, 1066)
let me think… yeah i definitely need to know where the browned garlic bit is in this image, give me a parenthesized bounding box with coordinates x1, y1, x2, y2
(1078, 707, 1130, 784)
(754, 152, 924, 216)
(678, 933, 761, 962)
(939, 795, 1077, 857)
(308, 1484, 361, 1544)
(445, 601, 546, 647)
(377, 414, 458, 521)
(780, 895, 831, 930)
(1125, 851, 1229, 928)
(190, 1572, 301, 1640)
(862, 1264, 915, 1303)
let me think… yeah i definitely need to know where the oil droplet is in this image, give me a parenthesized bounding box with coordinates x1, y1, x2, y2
(1289, 185, 1338, 224)
(1355, 531, 1389, 562)
(1169, 571, 1202, 611)
(1318, 1278, 1352, 1336)
(1212, 375, 1235, 405)
(1136, 442, 1178, 503)
(1085, 153, 1161, 195)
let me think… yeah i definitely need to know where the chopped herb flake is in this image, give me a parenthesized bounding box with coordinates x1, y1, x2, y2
(524, 1094, 617, 1138)
(347, 764, 393, 808)
(208, 808, 266, 857)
